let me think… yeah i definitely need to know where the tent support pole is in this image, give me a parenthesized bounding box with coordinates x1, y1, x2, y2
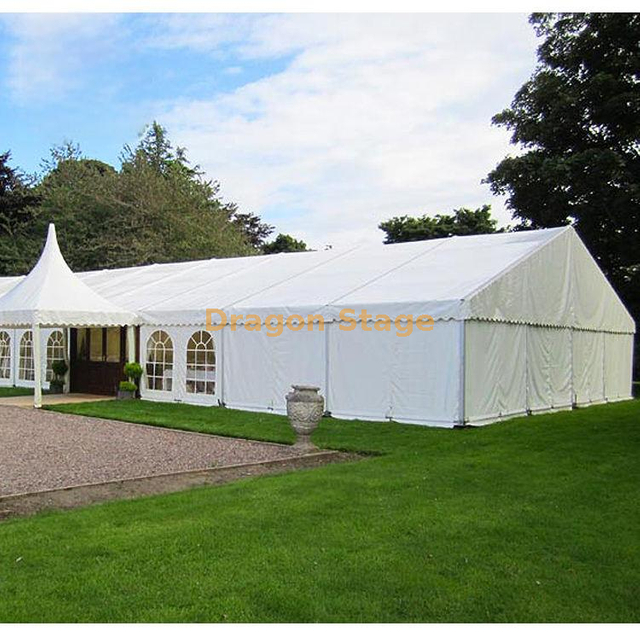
(65, 327, 70, 393)
(218, 326, 225, 406)
(33, 322, 42, 408)
(458, 320, 466, 426)
(127, 325, 136, 363)
(324, 322, 331, 415)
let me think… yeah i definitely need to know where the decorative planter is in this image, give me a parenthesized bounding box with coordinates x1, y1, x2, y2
(286, 385, 324, 452)
(117, 390, 135, 400)
(49, 381, 64, 394)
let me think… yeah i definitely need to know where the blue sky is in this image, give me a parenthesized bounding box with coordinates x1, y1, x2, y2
(0, 13, 539, 247)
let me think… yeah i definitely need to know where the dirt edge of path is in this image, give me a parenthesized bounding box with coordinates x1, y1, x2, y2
(0, 450, 360, 520)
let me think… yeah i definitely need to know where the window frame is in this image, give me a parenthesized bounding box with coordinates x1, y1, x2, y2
(0, 331, 11, 380)
(145, 330, 174, 393)
(185, 330, 216, 396)
(46, 330, 66, 382)
(18, 331, 35, 382)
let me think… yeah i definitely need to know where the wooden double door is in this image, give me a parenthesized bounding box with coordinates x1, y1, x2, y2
(70, 327, 128, 396)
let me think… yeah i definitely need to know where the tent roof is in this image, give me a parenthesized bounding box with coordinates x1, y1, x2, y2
(0, 225, 634, 333)
(76, 226, 570, 325)
(0, 224, 138, 327)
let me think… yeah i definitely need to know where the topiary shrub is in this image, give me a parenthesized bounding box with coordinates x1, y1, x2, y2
(51, 360, 69, 379)
(49, 360, 68, 394)
(123, 362, 143, 382)
(119, 380, 137, 392)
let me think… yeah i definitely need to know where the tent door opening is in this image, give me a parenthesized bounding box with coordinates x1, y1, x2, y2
(69, 327, 128, 396)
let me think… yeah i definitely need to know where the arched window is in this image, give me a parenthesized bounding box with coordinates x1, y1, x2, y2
(46, 330, 66, 382)
(19, 331, 34, 381)
(0, 331, 11, 380)
(146, 330, 173, 392)
(186, 331, 216, 395)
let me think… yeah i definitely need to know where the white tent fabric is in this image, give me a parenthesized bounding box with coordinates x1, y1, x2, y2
(74, 227, 566, 326)
(327, 319, 462, 426)
(464, 322, 528, 422)
(604, 333, 634, 401)
(0, 327, 63, 391)
(0, 226, 633, 333)
(525, 326, 573, 412)
(572, 330, 606, 406)
(464, 226, 634, 333)
(0, 224, 138, 328)
(464, 322, 578, 423)
(0, 224, 634, 424)
(75, 226, 633, 334)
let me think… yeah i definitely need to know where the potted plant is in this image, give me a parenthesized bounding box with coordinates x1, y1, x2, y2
(120, 361, 143, 399)
(117, 380, 137, 400)
(49, 360, 68, 394)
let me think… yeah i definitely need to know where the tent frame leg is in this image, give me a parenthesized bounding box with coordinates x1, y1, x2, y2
(457, 319, 466, 427)
(33, 322, 42, 409)
(127, 325, 136, 363)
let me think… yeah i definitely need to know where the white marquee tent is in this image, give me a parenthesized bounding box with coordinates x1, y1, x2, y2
(0, 224, 634, 425)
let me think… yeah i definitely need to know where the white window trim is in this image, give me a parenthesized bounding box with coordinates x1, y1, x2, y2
(185, 330, 217, 400)
(143, 329, 175, 400)
(46, 330, 66, 382)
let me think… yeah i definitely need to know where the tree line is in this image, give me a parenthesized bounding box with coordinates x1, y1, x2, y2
(0, 122, 307, 275)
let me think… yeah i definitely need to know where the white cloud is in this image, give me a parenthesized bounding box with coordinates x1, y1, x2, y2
(156, 14, 539, 247)
(1, 13, 540, 248)
(3, 13, 123, 104)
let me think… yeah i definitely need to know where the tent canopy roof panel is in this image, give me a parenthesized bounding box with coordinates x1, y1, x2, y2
(0, 226, 634, 333)
(0, 224, 139, 327)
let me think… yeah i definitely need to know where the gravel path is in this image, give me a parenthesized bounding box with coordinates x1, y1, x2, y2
(0, 406, 296, 497)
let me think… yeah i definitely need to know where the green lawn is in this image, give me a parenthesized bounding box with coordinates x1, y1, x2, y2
(0, 386, 35, 397)
(1, 400, 638, 622)
(48, 398, 298, 444)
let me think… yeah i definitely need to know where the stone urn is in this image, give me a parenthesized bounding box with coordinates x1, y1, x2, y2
(286, 385, 324, 452)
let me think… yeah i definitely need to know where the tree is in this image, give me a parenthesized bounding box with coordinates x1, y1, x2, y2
(7, 126, 261, 273)
(124, 122, 275, 252)
(117, 127, 255, 267)
(0, 152, 40, 274)
(486, 14, 640, 329)
(231, 211, 275, 249)
(34, 152, 124, 270)
(379, 205, 500, 244)
(263, 233, 308, 254)
(121, 122, 186, 176)
(1, 124, 286, 274)
(40, 140, 82, 173)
